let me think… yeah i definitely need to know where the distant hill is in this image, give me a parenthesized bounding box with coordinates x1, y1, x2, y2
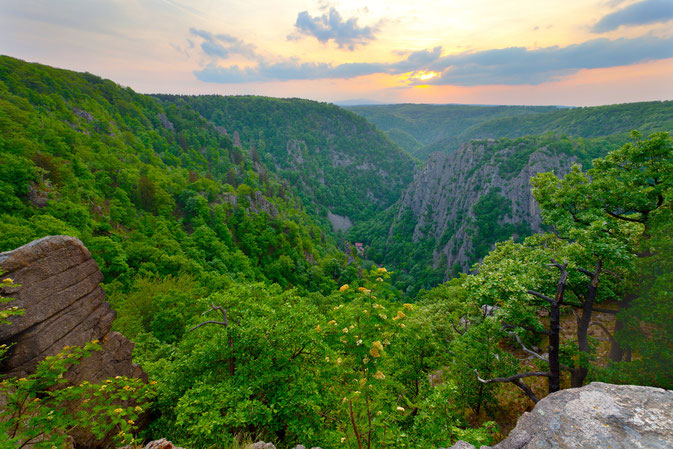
(345, 104, 557, 157)
(155, 95, 417, 231)
(348, 101, 673, 159)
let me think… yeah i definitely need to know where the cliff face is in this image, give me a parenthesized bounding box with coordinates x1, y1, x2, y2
(391, 140, 576, 278)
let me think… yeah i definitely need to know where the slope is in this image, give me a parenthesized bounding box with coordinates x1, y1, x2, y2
(155, 95, 418, 232)
(0, 55, 352, 296)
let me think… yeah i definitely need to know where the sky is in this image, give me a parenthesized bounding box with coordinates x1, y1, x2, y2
(1, 0, 673, 105)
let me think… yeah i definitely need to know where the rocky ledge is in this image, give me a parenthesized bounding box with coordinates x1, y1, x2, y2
(449, 382, 673, 449)
(0, 235, 147, 447)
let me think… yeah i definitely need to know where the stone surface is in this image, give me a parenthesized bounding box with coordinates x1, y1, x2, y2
(143, 439, 185, 449)
(0, 235, 146, 447)
(449, 382, 673, 449)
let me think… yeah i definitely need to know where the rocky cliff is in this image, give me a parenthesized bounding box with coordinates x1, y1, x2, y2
(389, 139, 576, 280)
(0, 235, 146, 447)
(449, 382, 673, 449)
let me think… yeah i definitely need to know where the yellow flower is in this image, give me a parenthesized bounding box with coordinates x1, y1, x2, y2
(127, 419, 135, 425)
(150, 381, 157, 385)
(113, 408, 123, 414)
(339, 284, 349, 291)
(328, 320, 337, 326)
(2, 278, 13, 284)
(399, 323, 406, 328)
(403, 303, 414, 311)
(374, 370, 385, 380)
(357, 287, 371, 294)
(392, 311, 406, 321)
(396, 406, 405, 413)
(377, 267, 387, 273)
(369, 341, 383, 358)
(342, 327, 349, 333)
(315, 324, 322, 332)
(376, 277, 383, 282)
(341, 437, 346, 443)
(134, 406, 143, 412)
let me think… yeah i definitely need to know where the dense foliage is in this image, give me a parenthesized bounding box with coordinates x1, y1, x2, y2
(349, 101, 673, 159)
(1, 56, 671, 449)
(154, 95, 417, 227)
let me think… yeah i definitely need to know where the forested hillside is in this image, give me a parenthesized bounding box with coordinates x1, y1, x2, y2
(155, 95, 417, 231)
(350, 101, 673, 159)
(345, 104, 556, 157)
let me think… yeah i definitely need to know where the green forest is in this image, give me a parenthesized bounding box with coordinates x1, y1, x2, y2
(350, 101, 673, 159)
(0, 56, 672, 449)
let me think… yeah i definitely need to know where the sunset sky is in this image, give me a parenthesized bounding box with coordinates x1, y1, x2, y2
(2, 0, 672, 105)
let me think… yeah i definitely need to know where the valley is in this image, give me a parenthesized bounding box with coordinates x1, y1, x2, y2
(0, 55, 671, 449)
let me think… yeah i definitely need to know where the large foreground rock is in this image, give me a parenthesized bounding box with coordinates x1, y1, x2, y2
(449, 382, 673, 449)
(0, 235, 146, 447)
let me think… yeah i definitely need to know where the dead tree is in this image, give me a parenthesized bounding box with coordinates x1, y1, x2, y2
(189, 303, 235, 376)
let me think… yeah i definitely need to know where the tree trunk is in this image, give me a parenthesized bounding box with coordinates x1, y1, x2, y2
(548, 300, 561, 393)
(572, 260, 601, 387)
(548, 261, 568, 394)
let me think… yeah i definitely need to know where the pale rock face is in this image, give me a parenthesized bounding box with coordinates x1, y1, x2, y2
(392, 140, 576, 277)
(447, 382, 673, 449)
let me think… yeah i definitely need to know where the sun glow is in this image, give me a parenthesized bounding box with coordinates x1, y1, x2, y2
(414, 71, 439, 81)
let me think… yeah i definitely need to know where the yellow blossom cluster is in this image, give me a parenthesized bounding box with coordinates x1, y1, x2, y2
(392, 311, 406, 320)
(369, 341, 383, 358)
(339, 284, 349, 291)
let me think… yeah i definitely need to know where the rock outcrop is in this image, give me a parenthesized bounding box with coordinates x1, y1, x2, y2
(0, 236, 146, 446)
(389, 140, 576, 278)
(0, 235, 143, 380)
(448, 382, 673, 449)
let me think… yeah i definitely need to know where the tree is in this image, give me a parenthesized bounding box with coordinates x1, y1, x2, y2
(466, 132, 672, 402)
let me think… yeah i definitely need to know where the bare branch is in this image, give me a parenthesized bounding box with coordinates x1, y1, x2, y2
(605, 210, 644, 223)
(512, 379, 540, 403)
(189, 304, 229, 332)
(508, 332, 571, 371)
(474, 369, 551, 383)
(576, 267, 594, 277)
(590, 322, 619, 347)
(527, 289, 555, 304)
(592, 307, 618, 315)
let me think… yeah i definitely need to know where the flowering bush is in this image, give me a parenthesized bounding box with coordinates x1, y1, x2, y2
(0, 341, 154, 448)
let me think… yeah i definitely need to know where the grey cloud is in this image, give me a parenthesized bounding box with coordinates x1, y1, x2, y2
(292, 7, 379, 50)
(425, 35, 673, 85)
(194, 35, 673, 86)
(592, 0, 673, 32)
(189, 28, 257, 59)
